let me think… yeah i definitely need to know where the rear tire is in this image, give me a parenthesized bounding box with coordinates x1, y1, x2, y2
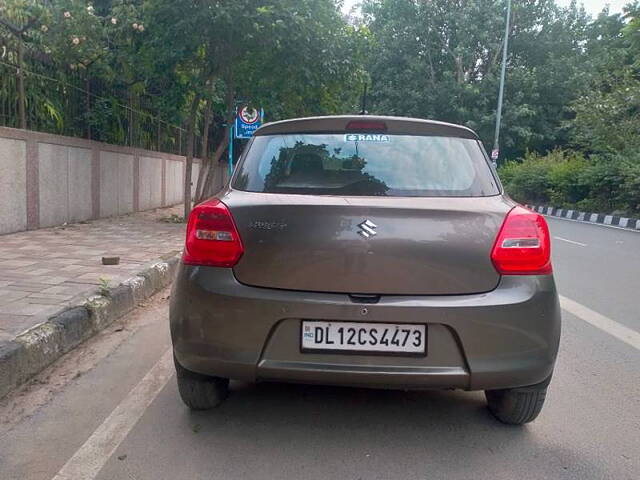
(485, 384, 547, 425)
(174, 355, 229, 410)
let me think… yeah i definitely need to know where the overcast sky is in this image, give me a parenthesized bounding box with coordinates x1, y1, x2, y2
(341, 0, 628, 16)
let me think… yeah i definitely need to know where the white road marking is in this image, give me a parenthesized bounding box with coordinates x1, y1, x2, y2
(554, 236, 587, 247)
(51, 348, 174, 480)
(560, 295, 640, 351)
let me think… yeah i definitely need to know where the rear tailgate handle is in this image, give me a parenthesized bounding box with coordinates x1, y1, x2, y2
(348, 294, 381, 304)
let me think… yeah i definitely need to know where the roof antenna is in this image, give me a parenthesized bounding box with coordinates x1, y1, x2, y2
(360, 83, 368, 115)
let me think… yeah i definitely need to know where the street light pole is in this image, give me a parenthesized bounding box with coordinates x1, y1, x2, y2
(493, 0, 511, 163)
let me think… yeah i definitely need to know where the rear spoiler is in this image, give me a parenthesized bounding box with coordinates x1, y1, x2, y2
(254, 115, 479, 140)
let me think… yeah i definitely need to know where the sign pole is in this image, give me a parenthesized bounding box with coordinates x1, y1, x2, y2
(228, 123, 234, 178)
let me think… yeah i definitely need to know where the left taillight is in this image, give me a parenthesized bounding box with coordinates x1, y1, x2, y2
(182, 199, 244, 267)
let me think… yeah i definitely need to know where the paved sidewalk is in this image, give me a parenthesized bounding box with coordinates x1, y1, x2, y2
(0, 206, 185, 342)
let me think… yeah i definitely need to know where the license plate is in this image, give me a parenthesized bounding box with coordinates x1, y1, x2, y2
(301, 321, 426, 355)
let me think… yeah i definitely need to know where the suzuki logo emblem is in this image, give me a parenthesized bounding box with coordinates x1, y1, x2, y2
(357, 219, 377, 238)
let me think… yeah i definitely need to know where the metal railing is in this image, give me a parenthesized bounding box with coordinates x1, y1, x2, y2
(0, 58, 202, 156)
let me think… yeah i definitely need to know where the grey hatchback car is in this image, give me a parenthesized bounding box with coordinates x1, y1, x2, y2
(170, 115, 561, 425)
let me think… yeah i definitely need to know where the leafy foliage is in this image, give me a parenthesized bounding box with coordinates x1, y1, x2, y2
(500, 150, 640, 215)
(570, 74, 640, 155)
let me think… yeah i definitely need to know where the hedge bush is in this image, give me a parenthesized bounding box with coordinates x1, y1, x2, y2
(498, 150, 640, 215)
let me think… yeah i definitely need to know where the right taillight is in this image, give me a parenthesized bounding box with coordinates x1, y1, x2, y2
(491, 206, 552, 275)
(182, 199, 244, 267)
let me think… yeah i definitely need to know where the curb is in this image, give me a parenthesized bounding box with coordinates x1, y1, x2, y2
(0, 252, 181, 400)
(526, 205, 640, 231)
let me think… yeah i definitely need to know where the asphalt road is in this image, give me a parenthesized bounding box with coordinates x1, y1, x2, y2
(0, 218, 638, 480)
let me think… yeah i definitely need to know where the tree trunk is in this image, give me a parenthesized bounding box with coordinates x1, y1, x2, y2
(197, 75, 235, 201)
(197, 130, 229, 201)
(201, 100, 212, 158)
(455, 56, 464, 84)
(128, 92, 134, 146)
(194, 160, 210, 204)
(86, 75, 91, 139)
(17, 40, 26, 129)
(183, 95, 200, 219)
(194, 100, 212, 203)
(194, 162, 210, 204)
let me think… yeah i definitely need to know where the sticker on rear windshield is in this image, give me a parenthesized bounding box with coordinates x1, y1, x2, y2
(344, 133, 390, 143)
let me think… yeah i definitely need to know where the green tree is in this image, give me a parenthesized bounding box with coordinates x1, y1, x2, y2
(569, 3, 640, 155)
(361, 0, 590, 159)
(143, 0, 367, 214)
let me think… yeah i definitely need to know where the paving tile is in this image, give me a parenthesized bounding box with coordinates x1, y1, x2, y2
(4, 283, 54, 293)
(66, 265, 96, 272)
(28, 293, 75, 301)
(71, 277, 105, 286)
(38, 252, 70, 258)
(0, 260, 39, 268)
(0, 205, 183, 340)
(37, 258, 83, 266)
(0, 302, 56, 316)
(21, 268, 56, 276)
(72, 272, 120, 283)
(0, 290, 31, 305)
(16, 245, 46, 251)
(35, 276, 72, 286)
(58, 264, 90, 272)
(41, 284, 96, 295)
(25, 297, 69, 306)
(0, 273, 35, 281)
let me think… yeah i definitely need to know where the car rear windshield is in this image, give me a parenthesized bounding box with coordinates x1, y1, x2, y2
(233, 133, 499, 197)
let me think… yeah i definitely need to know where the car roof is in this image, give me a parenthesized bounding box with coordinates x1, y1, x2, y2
(254, 115, 478, 139)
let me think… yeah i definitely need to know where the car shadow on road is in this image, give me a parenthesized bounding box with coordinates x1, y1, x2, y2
(225, 380, 497, 430)
(101, 378, 612, 480)
(144, 381, 605, 480)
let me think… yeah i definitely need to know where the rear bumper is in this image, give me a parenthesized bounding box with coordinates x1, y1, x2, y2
(170, 266, 561, 391)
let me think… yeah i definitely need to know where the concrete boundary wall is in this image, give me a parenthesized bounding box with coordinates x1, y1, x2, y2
(0, 127, 218, 235)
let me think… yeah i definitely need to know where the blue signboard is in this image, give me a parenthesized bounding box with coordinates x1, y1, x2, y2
(235, 106, 263, 139)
